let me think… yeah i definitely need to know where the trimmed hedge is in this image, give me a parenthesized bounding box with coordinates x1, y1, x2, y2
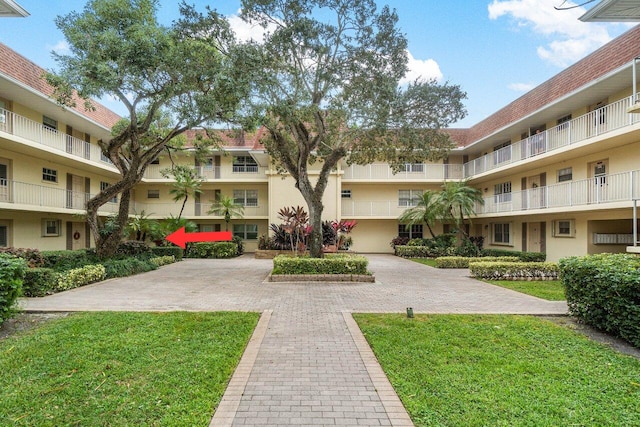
(151, 246, 184, 260)
(23, 268, 60, 297)
(101, 258, 157, 279)
(470, 261, 559, 280)
(272, 254, 370, 275)
(436, 256, 519, 268)
(187, 242, 238, 259)
(150, 255, 176, 267)
(481, 249, 546, 262)
(41, 250, 93, 270)
(559, 253, 640, 348)
(56, 264, 106, 292)
(0, 247, 44, 267)
(395, 246, 432, 258)
(0, 255, 26, 323)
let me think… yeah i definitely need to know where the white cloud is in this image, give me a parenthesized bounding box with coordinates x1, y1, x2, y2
(487, 0, 614, 67)
(400, 50, 443, 85)
(228, 9, 276, 43)
(48, 40, 70, 55)
(508, 82, 536, 92)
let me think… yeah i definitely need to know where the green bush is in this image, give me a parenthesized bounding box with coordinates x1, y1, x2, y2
(0, 255, 26, 323)
(481, 249, 546, 262)
(56, 264, 106, 292)
(149, 255, 176, 267)
(232, 236, 245, 256)
(272, 254, 370, 275)
(470, 261, 559, 280)
(0, 247, 44, 267)
(116, 241, 153, 257)
(41, 250, 94, 270)
(151, 246, 183, 260)
(395, 246, 432, 258)
(436, 256, 519, 268)
(559, 253, 640, 348)
(101, 258, 157, 279)
(187, 242, 238, 259)
(22, 268, 60, 297)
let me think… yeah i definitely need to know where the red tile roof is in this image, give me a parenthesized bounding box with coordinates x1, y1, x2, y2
(0, 42, 121, 129)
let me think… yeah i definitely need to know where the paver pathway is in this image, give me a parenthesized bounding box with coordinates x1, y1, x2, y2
(20, 254, 567, 426)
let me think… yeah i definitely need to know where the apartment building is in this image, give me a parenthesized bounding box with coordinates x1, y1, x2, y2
(2, 21, 640, 261)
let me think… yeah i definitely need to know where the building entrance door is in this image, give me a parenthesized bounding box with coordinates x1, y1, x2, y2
(528, 222, 541, 253)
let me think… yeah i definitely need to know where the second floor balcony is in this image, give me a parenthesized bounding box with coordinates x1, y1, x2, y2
(343, 163, 463, 181)
(143, 164, 268, 181)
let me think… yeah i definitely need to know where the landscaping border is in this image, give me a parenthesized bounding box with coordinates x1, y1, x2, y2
(267, 273, 375, 283)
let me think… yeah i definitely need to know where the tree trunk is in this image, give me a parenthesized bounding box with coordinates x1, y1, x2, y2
(307, 198, 324, 258)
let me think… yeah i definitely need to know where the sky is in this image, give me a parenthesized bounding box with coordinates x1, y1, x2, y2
(0, 0, 634, 127)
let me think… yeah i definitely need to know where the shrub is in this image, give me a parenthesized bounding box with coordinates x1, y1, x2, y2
(56, 264, 106, 292)
(258, 234, 276, 250)
(22, 268, 60, 297)
(149, 255, 176, 267)
(101, 258, 157, 279)
(395, 245, 431, 258)
(41, 250, 94, 270)
(116, 241, 153, 257)
(187, 242, 238, 259)
(481, 249, 546, 262)
(0, 247, 44, 268)
(470, 261, 559, 280)
(436, 256, 519, 268)
(560, 253, 640, 348)
(0, 255, 26, 323)
(390, 236, 409, 249)
(455, 239, 482, 257)
(232, 235, 245, 256)
(272, 254, 370, 275)
(151, 246, 184, 260)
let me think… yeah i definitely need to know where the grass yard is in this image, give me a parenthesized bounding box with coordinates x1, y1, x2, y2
(355, 314, 640, 427)
(411, 258, 437, 268)
(485, 279, 565, 300)
(0, 311, 259, 426)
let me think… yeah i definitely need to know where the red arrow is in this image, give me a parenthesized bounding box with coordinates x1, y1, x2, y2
(165, 227, 233, 249)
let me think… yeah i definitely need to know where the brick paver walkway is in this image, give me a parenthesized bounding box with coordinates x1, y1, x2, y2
(21, 254, 567, 426)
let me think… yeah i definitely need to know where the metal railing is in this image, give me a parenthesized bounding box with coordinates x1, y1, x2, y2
(143, 164, 268, 180)
(0, 108, 113, 167)
(343, 163, 464, 180)
(463, 96, 640, 177)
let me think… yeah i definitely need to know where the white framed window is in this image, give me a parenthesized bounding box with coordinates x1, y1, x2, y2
(232, 156, 258, 173)
(557, 167, 572, 183)
(100, 181, 118, 203)
(553, 219, 575, 237)
(199, 224, 220, 232)
(42, 219, 61, 237)
(42, 168, 58, 183)
(492, 223, 511, 245)
(233, 189, 258, 207)
(341, 189, 352, 199)
(398, 190, 422, 207)
(147, 189, 160, 199)
(400, 163, 425, 173)
(398, 224, 423, 239)
(494, 182, 512, 202)
(233, 223, 258, 240)
(43, 115, 57, 131)
(493, 141, 511, 164)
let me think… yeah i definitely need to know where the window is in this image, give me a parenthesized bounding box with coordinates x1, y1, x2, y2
(43, 115, 57, 131)
(100, 181, 118, 203)
(492, 223, 511, 245)
(494, 182, 511, 202)
(493, 141, 511, 164)
(42, 168, 58, 183)
(553, 219, 575, 237)
(398, 190, 422, 207)
(400, 163, 424, 173)
(147, 189, 160, 199)
(233, 223, 258, 240)
(42, 219, 61, 237)
(233, 189, 258, 207)
(557, 114, 572, 130)
(150, 157, 160, 165)
(557, 167, 572, 183)
(398, 224, 423, 239)
(232, 156, 258, 173)
(0, 225, 7, 247)
(200, 224, 221, 232)
(341, 189, 352, 199)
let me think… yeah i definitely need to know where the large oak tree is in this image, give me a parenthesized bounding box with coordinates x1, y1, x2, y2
(47, 0, 249, 257)
(240, 0, 467, 257)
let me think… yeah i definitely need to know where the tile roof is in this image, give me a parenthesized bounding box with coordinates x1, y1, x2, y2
(0, 41, 121, 129)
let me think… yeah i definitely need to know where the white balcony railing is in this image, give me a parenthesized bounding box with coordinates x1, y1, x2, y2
(463, 96, 640, 177)
(130, 202, 268, 217)
(143, 164, 268, 180)
(343, 163, 463, 181)
(341, 200, 406, 217)
(0, 108, 114, 167)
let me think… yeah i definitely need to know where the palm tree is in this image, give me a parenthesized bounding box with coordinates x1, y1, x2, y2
(161, 165, 203, 219)
(398, 190, 441, 238)
(208, 195, 244, 231)
(437, 181, 484, 239)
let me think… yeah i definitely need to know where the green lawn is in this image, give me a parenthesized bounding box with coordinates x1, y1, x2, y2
(0, 311, 259, 426)
(485, 279, 565, 300)
(355, 314, 640, 427)
(411, 258, 437, 268)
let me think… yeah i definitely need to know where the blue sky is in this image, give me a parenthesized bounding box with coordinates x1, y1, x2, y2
(0, 0, 633, 127)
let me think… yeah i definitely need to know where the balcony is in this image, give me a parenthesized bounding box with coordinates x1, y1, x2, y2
(143, 164, 268, 181)
(341, 200, 407, 218)
(133, 202, 268, 218)
(463, 96, 640, 178)
(476, 169, 640, 215)
(0, 108, 114, 167)
(343, 163, 463, 181)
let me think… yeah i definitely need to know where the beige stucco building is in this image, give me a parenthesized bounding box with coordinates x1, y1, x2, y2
(2, 22, 640, 261)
